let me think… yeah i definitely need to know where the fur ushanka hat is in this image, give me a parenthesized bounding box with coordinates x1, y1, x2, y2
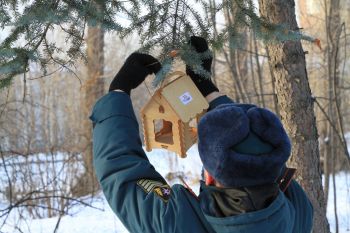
(198, 103, 291, 187)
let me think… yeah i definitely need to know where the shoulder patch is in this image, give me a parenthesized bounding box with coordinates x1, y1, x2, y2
(137, 179, 172, 202)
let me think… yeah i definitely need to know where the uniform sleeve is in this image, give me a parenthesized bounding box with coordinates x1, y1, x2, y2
(285, 180, 314, 233)
(90, 92, 211, 233)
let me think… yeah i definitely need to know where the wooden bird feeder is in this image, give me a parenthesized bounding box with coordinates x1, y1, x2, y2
(141, 71, 209, 158)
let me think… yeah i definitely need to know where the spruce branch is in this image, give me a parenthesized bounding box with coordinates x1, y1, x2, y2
(0, 0, 320, 90)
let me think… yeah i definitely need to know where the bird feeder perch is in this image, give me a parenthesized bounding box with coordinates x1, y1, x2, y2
(141, 71, 209, 158)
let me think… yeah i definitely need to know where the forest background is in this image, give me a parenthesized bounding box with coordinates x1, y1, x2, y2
(0, 0, 349, 233)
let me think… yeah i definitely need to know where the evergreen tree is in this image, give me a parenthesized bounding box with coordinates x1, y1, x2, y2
(0, 0, 319, 89)
(0, 0, 124, 89)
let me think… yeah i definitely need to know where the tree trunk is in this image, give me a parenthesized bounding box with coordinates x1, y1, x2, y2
(73, 1, 105, 197)
(253, 35, 265, 107)
(325, 0, 343, 230)
(223, 3, 249, 102)
(258, 1, 330, 232)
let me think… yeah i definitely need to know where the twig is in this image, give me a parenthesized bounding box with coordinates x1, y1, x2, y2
(314, 98, 350, 167)
(22, 64, 27, 103)
(0, 147, 13, 231)
(0, 87, 11, 119)
(53, 211, 64, 233)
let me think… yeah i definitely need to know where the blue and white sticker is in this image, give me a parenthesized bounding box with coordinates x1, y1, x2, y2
(179, 92, 193, 105)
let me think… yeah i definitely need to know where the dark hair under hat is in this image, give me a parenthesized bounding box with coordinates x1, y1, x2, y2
(197, 103, 291, 187)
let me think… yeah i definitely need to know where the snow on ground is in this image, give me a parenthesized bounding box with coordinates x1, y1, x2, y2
(12, 197, 129, 233)
(1, 147, 349, 233)
(326, 172, 350, 232)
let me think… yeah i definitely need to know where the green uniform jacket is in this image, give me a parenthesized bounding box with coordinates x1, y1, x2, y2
(90, 91, 313, 233)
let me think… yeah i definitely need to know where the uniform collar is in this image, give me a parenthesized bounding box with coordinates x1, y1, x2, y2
(198, 181, 279, 218)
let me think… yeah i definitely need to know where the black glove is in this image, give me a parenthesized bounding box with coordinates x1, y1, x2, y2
(186, 36, 219, 97)
(109, 53, 161, 95)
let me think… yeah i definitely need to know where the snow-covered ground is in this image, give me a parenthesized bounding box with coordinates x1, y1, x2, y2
(326, 171, 350, 232)
(1, 147, 349, 233)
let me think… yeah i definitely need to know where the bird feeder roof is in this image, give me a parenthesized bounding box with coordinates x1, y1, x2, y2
(160, 72, 209, 122)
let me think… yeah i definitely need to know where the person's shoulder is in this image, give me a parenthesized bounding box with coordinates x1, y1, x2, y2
(285, 180, 312, 206)
(285, 180, 314, 232)
(170, 184, 199, 201)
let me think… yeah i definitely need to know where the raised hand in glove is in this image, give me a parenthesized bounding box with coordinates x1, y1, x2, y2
(186, 36, 219, 97)
(109, 53, 161, 95)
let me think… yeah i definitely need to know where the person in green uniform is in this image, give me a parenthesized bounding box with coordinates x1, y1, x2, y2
(90, 36, 313, 233)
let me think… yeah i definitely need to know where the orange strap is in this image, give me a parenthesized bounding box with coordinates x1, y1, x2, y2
(278, 168, 297, 192)
(179, 177, 199, 200)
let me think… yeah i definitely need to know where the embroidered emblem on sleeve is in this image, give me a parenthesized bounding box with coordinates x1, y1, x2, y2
(137, 179, 172, 202)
